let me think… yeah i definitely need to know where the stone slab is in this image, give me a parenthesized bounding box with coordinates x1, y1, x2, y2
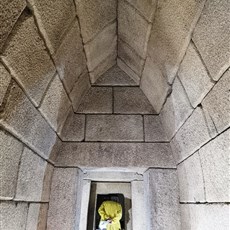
(177, 151, 205, 202)
(114, 87, 156, 114)
(55, 142, 176, 168)
(1, 12, 56, 107)
(171, 107, 211, 163)
(193, 0, 230, 81)
(28, 0, 76, 54)
(199, 129, 230, 202)
(75, 0, 117, 43)
(144, 115, 168, 142)
(15, 147, 47, 202)
(0, 82, 57, 159)
(160, 77, 193, 140)
(0, 130, 23, 199)
(178, 43, 214, 108)
(85, 115, 143, 141)
(77, 87, 112, 114)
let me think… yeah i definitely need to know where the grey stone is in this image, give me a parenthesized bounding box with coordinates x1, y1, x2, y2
(114, 87, 156, 114)
(94, 65, 138, 86)
(77, 87, 112, 114)
(53, 21, 87, 93)
(0, 130, 23, 199)
(0, 63, 11, 108)
(171, 107, 211, 163)
(0, 201, 28, 230)
(15, 147, 47, 201)
(70, 71, 91, 112)
(140, 57, 170, 113)
(85, 22, 117, 71)
(28, 0, 76, 54)
(118, 0, 151, 59)
(47, 168, 80, 230)
(59, 111, 85, 141)
(144, 115, 168, 142)
(178, 43, 214, 108)
(193, 0, 230, 81)
(177, 151, 205, 202)
(0, 0, 26, 51)
(75, 0, 117, 43)
(118, 40, 145, 76)
(1, 13, 56, 107)
(55, 142, 176, 168)
(85, 115, 143, 141)
(202, 69, 230, 136)
(160, 77, 193, 140)
(0, 82, 57, 159)
(199, 129, 230, 202)
(147, 169, 181, 230)
(39, 74, 71, 131)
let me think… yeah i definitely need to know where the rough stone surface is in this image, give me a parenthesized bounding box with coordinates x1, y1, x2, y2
(160, 77, 193, 140)
(178, 43, 214, 108)
(193, 0, 230, 81)
(0, 82, 57, 159)
(171, 107, 211, 163)
(118, 0, 151, 59)
(75, 0, 117, 43)
(77, 87, 112, 114)
(85, 115, 144, 141)
(94, 65, 137, 86)
(0, 0, 26, 51)
(47, 168, 80, 230)
(1, 13, 56, 107)
(118, 40, 145, 76)
(144, 115, 168, 142)
(199, 129, 230, 202)
(28, 0, 76, 54)
(0, 130, 23, 199)
(0, 201, 28, 230)
(147, 0, 206, 83)
(39, 74, 71, 131)
(55, 142, 176, 168)
(114, 87, 155, 114)
(15, 147, 47, 201)
(181, 204, 230, 230)
(202, 69, 230, 136)
(85, 23, 117, 71)
(177, 151, 205, 202)
(53, 21, 86, 93)
(147, 169, 181, 230)
(140, 57, 170, 113)
(59, 111, 85, 141)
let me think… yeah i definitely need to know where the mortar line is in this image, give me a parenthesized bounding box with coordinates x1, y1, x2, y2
(83, 114, 87, 142)
(180, 201, 230, 205)
(74, 112, 158, 116)
(112, 87, 115, 114)
(60, 140, 170, 144)
(142, 115, 146, 142)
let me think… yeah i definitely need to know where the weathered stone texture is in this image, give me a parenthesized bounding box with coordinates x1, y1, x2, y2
(39, 74, 71, 131)
(1, 13, 56, 107)
(53, 22, 86, 93)
(0, 201, 28, 230)
(141, 57, 170, 114)
(75, 0, 117, 43)
(77, 87, 112, 114)
(0, 130, 23, 199)
(0, 83, 57, 158)
(177, 152, 205, 202)
(193, 0, 230, 81)
(171, 107, 210, 162)
(178, 43, 214, 108)
(199, 129, 230, 202)
(85, 115, 144, 141)
(160, 77, 193, 140)
(16, 147, 47, 201)
(114, 87, 155, 114)
(28, 0, 76, 54)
